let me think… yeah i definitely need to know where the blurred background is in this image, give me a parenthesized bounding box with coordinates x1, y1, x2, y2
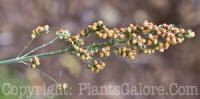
(0, 0, 199, 99)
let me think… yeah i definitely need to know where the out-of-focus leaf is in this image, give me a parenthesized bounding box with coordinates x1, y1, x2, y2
(59, 54, 81, 76)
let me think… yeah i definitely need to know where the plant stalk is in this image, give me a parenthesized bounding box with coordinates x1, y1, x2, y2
(0, 39, 129, 66)
(0, 49, 72, 65)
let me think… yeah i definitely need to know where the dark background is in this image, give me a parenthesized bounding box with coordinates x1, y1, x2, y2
(0, 0, 199, 99)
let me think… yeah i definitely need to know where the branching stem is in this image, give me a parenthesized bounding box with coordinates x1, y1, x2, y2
(22, 38, 57, 57)
(0, 39, 129, 66)
(17, 40, 33, 58)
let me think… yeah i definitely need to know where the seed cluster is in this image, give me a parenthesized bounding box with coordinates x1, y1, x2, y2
(29, 56, 40, 69)
(62, 21, 107, 73)
(114, 47, 136, 60)
(88, 60, 106, 72)
(99, 46, 111, 57)
(61, 20, 195, 73)
(31, 25, 49, 40)
(65, 35, 91, 61)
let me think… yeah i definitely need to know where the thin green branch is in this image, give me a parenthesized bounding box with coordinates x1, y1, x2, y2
(22, 38, 57, 57)
(20, 61, 59, 84)
(36, 69, 59, 84)
(17, 40, 33, 57)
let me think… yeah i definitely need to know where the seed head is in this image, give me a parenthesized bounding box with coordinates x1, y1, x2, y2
(31, 25, 49, 39)
(59, 20, 196, 73)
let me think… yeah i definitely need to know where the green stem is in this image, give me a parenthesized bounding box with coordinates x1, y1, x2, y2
(0, 49, 72, 65)
(17, 40, 33, 57)
(0, 39, 130, 66)
(36, 68, 59, 84)
(22, 38, 57, 57)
